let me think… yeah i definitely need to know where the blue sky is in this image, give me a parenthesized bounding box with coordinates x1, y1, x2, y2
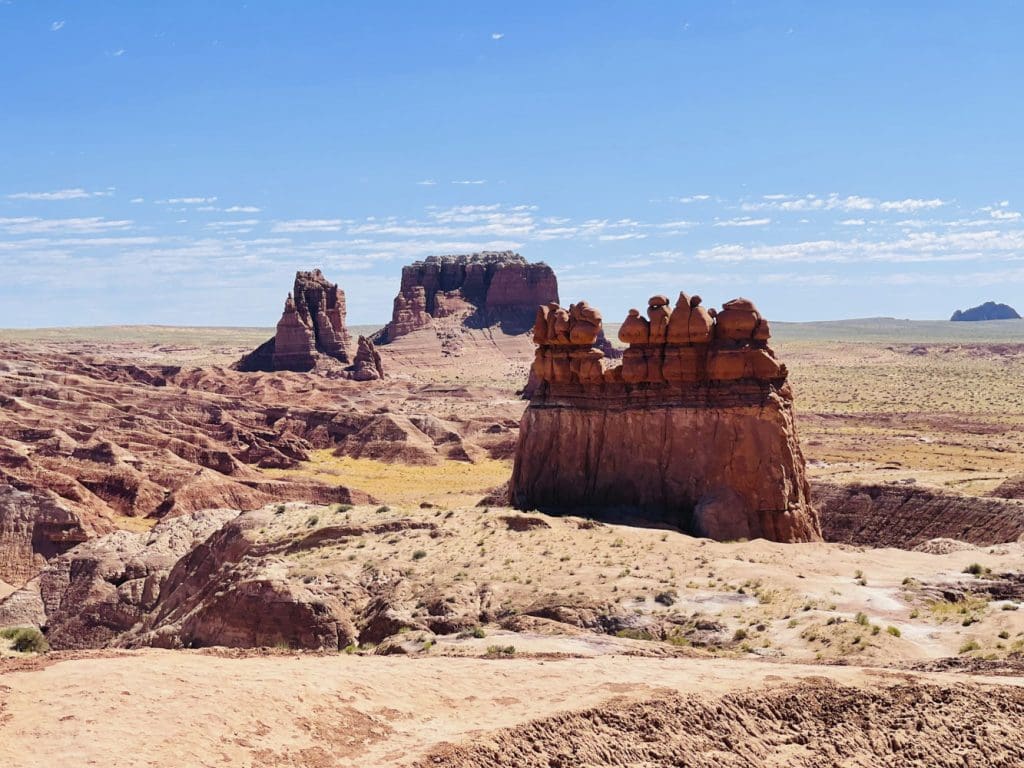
(2, 1, 1024, 327)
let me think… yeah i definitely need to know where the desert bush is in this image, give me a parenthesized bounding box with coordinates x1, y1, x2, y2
(887, 626, 901, 637)
(1, 627, 48, 654)
(412, 549, 427, 560)
(959, 639, 981, 654)
(486, 644, 515, 656)
(654, 590, 677, 607)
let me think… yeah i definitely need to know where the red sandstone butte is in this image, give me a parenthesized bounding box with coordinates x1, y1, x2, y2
(510, 292, 820, 543)
(379, 251, 559, 341)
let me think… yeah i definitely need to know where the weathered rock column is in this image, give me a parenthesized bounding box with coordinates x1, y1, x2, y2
(510, 292, 821, 543)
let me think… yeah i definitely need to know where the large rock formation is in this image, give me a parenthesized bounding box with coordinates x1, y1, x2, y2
(510, 292, 820, 543)
(950, 301, 1021, 321)
(379, 252, 559, 342)
(236, 269, 358, 372)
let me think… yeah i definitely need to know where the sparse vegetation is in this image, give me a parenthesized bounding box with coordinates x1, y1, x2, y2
(1, 627, 48, 654)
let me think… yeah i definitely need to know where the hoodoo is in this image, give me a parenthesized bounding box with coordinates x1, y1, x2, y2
(510, 292, 820, 543)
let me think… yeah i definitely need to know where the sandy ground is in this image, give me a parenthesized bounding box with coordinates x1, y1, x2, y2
(2, 650, 1020, 768)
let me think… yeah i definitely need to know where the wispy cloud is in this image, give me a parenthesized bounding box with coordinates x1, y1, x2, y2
(271, 219, 344, 233)
(452, 179, 486, 185)
(0, 217, 133, 235)
(491, 32, 504, 40)
(743, 193, 946, 214)
(224, 205, 261, 213)
(50, 20, 65, 32)
(157, 196, 218, 205)
(713, 217, 771, 227)
(671, 194, 711, 204)
(416, 180, 437, 186)
(8, 188, 112, 201)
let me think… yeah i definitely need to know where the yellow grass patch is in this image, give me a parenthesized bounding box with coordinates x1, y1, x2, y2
(264, 450, 513, 506)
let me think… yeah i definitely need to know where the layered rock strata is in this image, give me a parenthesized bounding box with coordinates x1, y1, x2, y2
(511, 292, 820, 543)
(236, 269, 353, 372)
(379, 252, 559, 341)
(814, 481, 1024, 548)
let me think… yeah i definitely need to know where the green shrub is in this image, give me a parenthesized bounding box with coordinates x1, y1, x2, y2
(1, 627, 48, 654)
(963, 563, 986, 576)
(305, 514, 319, 527)
(959, 639, 981, 654)
(732, 628, 748, 642)
(412, 549, 427, 560)
(855, 612, 869, 626)
(886, 626, 901, 637)
(486, 644, 516, 656)
(375, 505, 390, 514)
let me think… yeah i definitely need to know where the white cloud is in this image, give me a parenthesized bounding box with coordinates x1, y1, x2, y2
(451, 179, 486, 185)
(50, 20, 65, 31)
(839, 218, 866, 226)
(990, 209, 1021, 221)
(0, 217, 133, 235)
(157, 196, 218, 205)
(225, 205, 261, 213)
(130, 197, 145, 204)
(491, 32, 504, 40)
(713, 217, 771, 227)
(695, 228, 1024, 265)
(112, 48, 126, 57)
(7, 188, 111, 201)
(743, 193, 947, 214)
(416, 180, 437, 186)
(878, 198, 945, 213)
(671, 194, 711, 203)
(272, 219, 344, 233)
(206, 219, 260, 229)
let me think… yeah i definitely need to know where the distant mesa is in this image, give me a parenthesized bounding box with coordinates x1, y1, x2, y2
(511, 292, 820, 543)
(235, 269, 383, 379)
(950, 301, 1021, 322)
(376, 251, 559, 343)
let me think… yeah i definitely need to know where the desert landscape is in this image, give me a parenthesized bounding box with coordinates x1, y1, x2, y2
(5, 3, 1024, 765)
(2, 251, 1024, 766)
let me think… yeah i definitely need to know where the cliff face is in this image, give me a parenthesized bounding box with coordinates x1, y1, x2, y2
(814, 481, 1024, 548)
(236, 269, 354, 372)
(950, 302, 1021, 321)
(380, 252, 558, 342)
(510, 293, 820, 543)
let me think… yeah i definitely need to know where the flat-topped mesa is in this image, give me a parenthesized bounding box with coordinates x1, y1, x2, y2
(236, 269, 370, 375)
(379, 251, 559, 342)
(512, 292, 820, 544)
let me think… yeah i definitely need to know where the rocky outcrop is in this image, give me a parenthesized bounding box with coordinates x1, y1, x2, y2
(0, 485, 91, 587)
(814, 481, 1024, 548)
(379, 252, 559, 342)
(950, 302, 1021, 321)
(236, 269, 352, 372)
(990, 475, 1024, 500)
(348, 336, 385, 381)
(30, 509, 237, 647)
(511, 293, 819, 543)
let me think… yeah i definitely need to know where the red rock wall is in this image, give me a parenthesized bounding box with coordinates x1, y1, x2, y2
(381, 252, 558, 341)
(512, 293, 820, 543)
